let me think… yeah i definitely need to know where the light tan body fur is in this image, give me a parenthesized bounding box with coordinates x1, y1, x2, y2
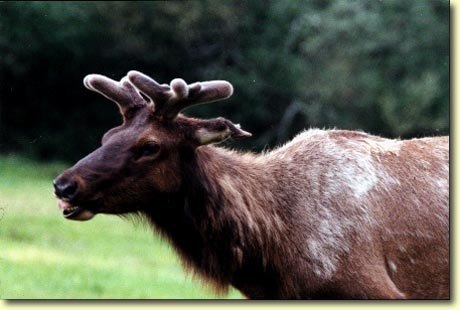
(188, 129, 449, 298)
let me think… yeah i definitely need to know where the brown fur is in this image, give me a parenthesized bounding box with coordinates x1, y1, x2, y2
(54, 73, 449, 299)
(139, 132, 449, 299)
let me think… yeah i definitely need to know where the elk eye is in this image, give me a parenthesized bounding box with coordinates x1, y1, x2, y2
(139, 142, 160, 158)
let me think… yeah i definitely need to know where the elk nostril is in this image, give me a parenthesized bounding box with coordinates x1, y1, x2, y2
(54, 179, 79, 201)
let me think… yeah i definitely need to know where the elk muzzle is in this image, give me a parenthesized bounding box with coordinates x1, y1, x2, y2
(53, 173, 96, 221)
(53, 178, 78, 201)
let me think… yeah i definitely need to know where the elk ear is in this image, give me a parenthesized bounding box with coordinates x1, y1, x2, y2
(194, 117, 252, 145)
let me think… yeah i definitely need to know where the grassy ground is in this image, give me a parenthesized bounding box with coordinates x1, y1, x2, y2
(0, 155, 242, 299)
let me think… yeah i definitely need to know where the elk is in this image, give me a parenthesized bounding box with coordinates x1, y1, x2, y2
(53, 71, 449, 299)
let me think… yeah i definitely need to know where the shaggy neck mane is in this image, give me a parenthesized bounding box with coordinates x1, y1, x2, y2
(142, 146, 290, 295)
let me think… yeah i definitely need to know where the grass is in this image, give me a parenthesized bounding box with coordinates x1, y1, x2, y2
(0, 155, 243, 299)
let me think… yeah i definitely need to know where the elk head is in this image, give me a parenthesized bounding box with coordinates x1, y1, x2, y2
(53, 71, 251, 221)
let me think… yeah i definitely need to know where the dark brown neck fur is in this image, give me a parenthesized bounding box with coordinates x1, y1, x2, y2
(141, 146, 290, 297)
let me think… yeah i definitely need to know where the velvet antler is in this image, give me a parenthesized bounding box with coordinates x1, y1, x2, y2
(127, 70, 234, 119)
(83, 74, 146, 115)
(83, 71, 251, 144)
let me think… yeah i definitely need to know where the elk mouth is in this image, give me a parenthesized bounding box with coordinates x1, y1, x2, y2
(58, 199, 96, 221)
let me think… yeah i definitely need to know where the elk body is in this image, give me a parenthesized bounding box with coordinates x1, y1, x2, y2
(54, 71, 449, 299)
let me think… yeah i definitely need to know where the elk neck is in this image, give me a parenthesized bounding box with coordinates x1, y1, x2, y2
(182, 145, 286, 241)
(142, 145, 290, 293)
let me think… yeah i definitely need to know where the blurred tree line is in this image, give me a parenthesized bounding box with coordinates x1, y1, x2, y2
(0, 0, 449, 162)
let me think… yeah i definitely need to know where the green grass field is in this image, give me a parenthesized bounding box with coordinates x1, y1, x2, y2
(0, 155, 242, 299)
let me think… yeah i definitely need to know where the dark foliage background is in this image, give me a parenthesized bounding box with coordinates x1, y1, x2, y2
(0, 0, 449, 162)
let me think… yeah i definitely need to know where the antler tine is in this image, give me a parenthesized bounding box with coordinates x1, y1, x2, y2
(83, 74, 145, 114)
(127, 71, 171, 113)
(127, 71, 234, 119)
(161, 80, 234, 118)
